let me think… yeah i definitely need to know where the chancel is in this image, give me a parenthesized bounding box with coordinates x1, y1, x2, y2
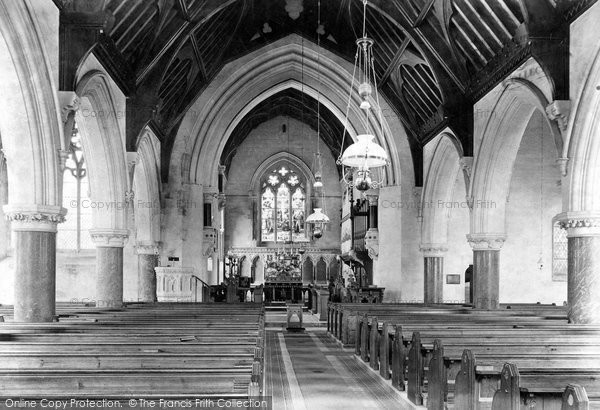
(1, 0, 600, 408)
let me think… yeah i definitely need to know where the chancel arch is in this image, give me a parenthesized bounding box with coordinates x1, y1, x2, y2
(171, 34, 412, 190)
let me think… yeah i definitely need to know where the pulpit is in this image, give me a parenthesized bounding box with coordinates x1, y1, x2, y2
(155, 267, 195, 302)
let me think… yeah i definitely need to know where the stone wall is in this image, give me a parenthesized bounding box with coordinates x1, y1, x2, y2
(224, 116, 342, 251)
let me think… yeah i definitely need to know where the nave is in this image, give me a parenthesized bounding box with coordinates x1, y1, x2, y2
(2, 0, 600, 408)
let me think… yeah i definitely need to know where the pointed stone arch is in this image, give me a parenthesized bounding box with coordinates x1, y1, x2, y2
(74, 68, 129, 308)
(421, 132, 464, 248)
(75, 70, 128, 235)
(171, 34, 412, 190)
(302, 257, 314, 284)
(0, 1, 65, 321)
(470, 79, 562, 236)
(316, 257, 327, 283)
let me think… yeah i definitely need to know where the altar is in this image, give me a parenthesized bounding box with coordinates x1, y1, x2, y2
(263, 253, 304, 303)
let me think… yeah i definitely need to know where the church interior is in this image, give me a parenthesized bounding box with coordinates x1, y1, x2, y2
(1, 0, 600, 408)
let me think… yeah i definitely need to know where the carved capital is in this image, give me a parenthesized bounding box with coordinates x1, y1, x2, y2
(545, 100, 570, 133)
(467, 234, 506, 250)
(90, 229, 129, 247)
(136, 242, 161, 255)
(556, 211, 600, 237)
(419, 243, 448, 257)
(3, 205, 67, 232)
(366, 194, 379, 205)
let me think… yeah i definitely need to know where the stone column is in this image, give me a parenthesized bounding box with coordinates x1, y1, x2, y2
(182, 183, 206, 279)
(365, 193, 380, 288)
(420, 245, 447, 304)
(467, 234, 505, 309)
(559, 214, 600, 323)
(136, 243, 160, 302)
(91, 229, 129, 308)
(377, 186, 403, 301)
(5, 206, 66, 322)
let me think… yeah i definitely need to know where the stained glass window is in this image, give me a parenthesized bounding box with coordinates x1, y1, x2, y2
(261, 165, 306, 243)
(552, 220, 567, 282)
(291, 188, 305, 241)
(261, 188, 275, 242)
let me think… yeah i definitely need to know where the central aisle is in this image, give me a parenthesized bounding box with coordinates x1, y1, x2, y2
(264, 328, 404, 410)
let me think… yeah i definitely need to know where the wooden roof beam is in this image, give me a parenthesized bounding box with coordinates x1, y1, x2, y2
(190, 34, 208, 80)
(413, 0, 436, 27)
(380, 37, 411, 85)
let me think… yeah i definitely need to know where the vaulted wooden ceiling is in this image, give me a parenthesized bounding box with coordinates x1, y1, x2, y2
(55, 0, 594, 184)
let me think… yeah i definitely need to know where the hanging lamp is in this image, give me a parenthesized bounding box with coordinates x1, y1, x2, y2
(337, 0, 390, 191)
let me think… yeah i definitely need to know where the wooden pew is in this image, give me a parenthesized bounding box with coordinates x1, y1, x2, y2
(426, 342, 600, 409)
(0, 303, 266, 400)
(351, 313, 600, 409)
(328, 302, 566, 344)
(331, 304, 567, 346)
(490, 363, 600, 410)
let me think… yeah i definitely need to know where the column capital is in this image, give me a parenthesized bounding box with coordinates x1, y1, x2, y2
(420, 243, 448, 257)
(556, 211, 600, 237)
(3, 204, 66, 232)
(135, 242, 161, 255)
(467, 234, 506, 250)
(90, 229, 129, 247)
(366, 193, 379, 204)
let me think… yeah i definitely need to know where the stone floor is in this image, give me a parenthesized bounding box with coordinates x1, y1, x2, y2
(263, 327, 410, 410)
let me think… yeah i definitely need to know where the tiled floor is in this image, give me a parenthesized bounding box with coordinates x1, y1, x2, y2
(264, 329, 403, 410)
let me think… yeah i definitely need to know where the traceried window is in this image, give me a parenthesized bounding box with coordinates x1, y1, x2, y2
(552, 219, 567, 282)
(261, 165, 306, 243)
(57, 123, 94, 251)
